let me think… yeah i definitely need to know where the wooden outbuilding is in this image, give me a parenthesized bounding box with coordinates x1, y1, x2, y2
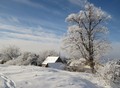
(42, 56, 64, 69)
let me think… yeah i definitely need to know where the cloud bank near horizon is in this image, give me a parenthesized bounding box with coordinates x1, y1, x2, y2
(0, 15, 61, 53)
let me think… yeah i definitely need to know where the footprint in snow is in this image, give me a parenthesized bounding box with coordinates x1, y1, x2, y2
(0, 74, 16, 88)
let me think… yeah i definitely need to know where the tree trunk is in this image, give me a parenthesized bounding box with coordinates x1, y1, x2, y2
(87, 30, 95, 72)
(89, 58, 95, 73)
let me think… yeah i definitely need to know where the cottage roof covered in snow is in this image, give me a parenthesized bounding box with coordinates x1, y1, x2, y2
(42, 56, 60, 65)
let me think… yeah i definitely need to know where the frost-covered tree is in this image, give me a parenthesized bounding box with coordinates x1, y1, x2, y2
(62, 3, 111, 73)
(0, 45, 21, 63)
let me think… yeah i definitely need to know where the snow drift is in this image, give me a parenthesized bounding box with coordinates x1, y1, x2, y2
(0, 65, 110, 88)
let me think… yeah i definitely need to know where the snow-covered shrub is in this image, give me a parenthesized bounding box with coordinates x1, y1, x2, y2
(5, 52, 39, 66)
(64, 58, 91, 72)
(25, 53, 39, 66)
(0, 55, 11, 64)
(0, 45, 21, 64)
(98, 60, 120, 88)
(64, 65, 85, 72)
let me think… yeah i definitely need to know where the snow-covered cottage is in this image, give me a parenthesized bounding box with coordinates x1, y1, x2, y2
(42, 56, 64, 69)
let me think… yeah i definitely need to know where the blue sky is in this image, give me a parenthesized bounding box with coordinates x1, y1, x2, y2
(0, 0, 120, 55)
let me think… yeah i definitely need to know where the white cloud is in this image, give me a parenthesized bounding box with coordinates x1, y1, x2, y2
(0, 39, 60, 53)
(0, 23, 30, 33)
(0, 31, 60, 43)
(9, 16, 20, 23)
(11, 0, 65, 17)
(0, 13, 65, 34)
(0, 16, 20, 25)
(0, 21, 61, 41)
(0, 16, 62, 53)
(11, 0, 44, 8)
(68, 0, 87, 7)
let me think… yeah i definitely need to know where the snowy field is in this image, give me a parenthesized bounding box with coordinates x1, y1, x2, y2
(0, 65, 111, 88)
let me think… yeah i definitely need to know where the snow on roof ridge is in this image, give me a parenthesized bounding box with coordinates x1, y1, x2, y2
(47, 56, 59, 57)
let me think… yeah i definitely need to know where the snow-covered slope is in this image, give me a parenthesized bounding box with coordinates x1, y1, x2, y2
(0, 65, 110, 88)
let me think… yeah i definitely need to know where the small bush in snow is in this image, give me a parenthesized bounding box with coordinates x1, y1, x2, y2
(64, 59, 91, 72)
(98, 60, 120, 88)
(5, 52, 39, 66)
(64, 65, 85, 72)
(0, 45, 21, 64)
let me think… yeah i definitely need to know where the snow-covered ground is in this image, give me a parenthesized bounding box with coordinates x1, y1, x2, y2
(0, 65, 111, 88)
